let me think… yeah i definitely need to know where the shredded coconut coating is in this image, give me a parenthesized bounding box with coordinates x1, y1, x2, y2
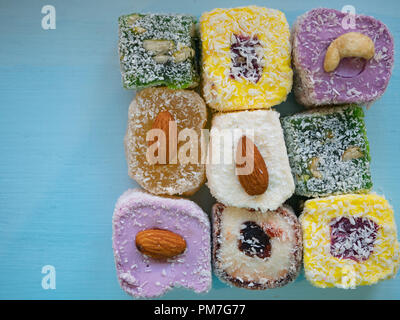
(292, 8, 394, 107)
(300, 194, 400, 289)
(212, 204, 302, 290)
(112, 189, 211, 298)
(125, 88, 207, 196)
(118, 13, 199, 89)
(200, 6, 293, 111)
(207, 110, 294, 211)
(281, 105, 372, 197)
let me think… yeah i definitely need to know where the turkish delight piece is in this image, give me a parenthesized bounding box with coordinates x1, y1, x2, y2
(281, 105, 372, 197)
(292, 8, 394, 107)
(301, 194, 400, 289)
(118, 13, 199, 89)
(200, 6, 292, 111)
(125, 87, 207, 196)
(212, 203, 302, 289)
(112, 189, 211, 298)
(207, 110, 294, 211)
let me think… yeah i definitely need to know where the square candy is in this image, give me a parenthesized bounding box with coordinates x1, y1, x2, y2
(200, 6, 292, 111)
(206, 110, 294, 211)
(113, 189, 212, 298)
(125, 88, 207, 196)
(292, 8, 394, 107)
(118, 13, 199, 89)
(301, 194, 400, 289)
(282, 105, 372, 197)
(212, 203, 302, 290)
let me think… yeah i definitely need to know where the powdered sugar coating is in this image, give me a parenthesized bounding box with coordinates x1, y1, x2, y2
(200, 6, 292, 111)
(212, 204, 302, 290)
(125, 88, 207, 196)
(118, 13, 199, 89)
(207, 110, 294, 211)
(301, 194, 400, 289)
(281, 105, 372, 197)
(292, 8, 394, 107)
(112, 189, 211, 298)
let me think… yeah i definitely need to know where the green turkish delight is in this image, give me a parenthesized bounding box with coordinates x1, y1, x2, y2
(281, 105, 372, 197)
(118, 13, 199, 89)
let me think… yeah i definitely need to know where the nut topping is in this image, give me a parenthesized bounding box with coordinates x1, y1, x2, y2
(148, 110, 175, 163)
(153, 55, 170, 64)
(127, 14, 140, 24)
(173, 46, 194, 63)
(135, 229, 186, 259)
(143, 40, 174, 55)
(309, 157, 323, 179)
(235, 135, 269, 196)
(342, 146, 363, 161)
(324, 32, 375, 72)
(132, 26, 146, 34)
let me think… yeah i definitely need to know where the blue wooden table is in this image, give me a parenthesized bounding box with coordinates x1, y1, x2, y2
(0, 0, 399, 299)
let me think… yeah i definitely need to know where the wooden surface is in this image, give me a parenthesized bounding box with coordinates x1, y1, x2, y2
(0, 0, 399, 299)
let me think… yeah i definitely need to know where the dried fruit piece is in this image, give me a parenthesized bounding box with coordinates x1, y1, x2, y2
(342, 146, 363, 161)
(238, 221, 271, 259)
(135, 229, 186, 259)
(309, 157, 323, 179)
(153, 55, 170, 64)
(230, 34, 263, 83)
(236, 135, 269, 196)
(173, 46, 194, 63)
(330, 216, 379, 262)
(143, 40, 174, 55)
(148, 110, 175, 163)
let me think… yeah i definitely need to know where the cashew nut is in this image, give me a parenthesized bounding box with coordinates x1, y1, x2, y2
(324, 32, 375, 72)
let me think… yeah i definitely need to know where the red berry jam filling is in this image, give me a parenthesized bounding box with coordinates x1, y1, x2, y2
(330, 216, 379, 262)
(230, 34, 263, 83)
(238, 221, 271, 259)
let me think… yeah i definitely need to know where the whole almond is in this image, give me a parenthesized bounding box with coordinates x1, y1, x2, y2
(148, 110, 174, 163)
(235, 135, 269, 196)
(135, 229, 186, 259)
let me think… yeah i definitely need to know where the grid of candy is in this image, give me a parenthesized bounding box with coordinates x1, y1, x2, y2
(114, 6, 399, 296)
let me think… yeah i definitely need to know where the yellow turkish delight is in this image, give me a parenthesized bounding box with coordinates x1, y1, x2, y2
(200, 6, 292, 111)
(300, 194, 400, 289)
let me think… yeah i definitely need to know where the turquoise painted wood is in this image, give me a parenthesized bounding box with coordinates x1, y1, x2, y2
(0, 0, 399, 299)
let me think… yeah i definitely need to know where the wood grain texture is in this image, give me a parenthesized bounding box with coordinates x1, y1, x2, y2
(0, 0, 399, 299)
